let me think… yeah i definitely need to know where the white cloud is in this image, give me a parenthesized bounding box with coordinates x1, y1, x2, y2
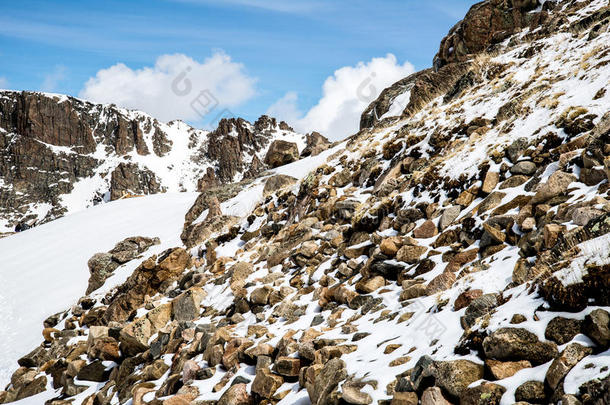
(0, 77, 7, 89)
(42, 65, 66, 92)
(267, 54, 415, 141)
(80, 52, 256, 124)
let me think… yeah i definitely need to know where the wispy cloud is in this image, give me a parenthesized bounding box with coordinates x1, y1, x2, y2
(172, 0, 326, 14)
(41, 65, 66, 92)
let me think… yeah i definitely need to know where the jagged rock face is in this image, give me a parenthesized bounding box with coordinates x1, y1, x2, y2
(434, 0, 549, 68)
(0, 92, 308, 232)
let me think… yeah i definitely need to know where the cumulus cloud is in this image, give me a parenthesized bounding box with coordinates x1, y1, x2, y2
(42, 65, 66, 92)
(267, 54, 414, 141)
(80, 52, 256, 124)
(0, 77, 7, 89)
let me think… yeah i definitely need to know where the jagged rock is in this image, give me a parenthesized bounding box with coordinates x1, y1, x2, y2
(483, 328, 558, 365)
(583, 309, 610, 348)
(264, 140, 300, 168)
(218, 383, 253, 405)
(514, 380, 547, 403)
(572, 207, 604, 226)
(17, 345, 50, 368)
(110, 162, 163, 200)
(413, 220, 438, 239)
(252, 368, 284, 399)
(341, 381, 373, 404)
(482, 171, 499, 194)
(274, 356, 302, 377)
(531, 171, 577, 204)
(439, 206, 461, 230)
(425, 272, 456, 295)
(302, 132, 331, 157)
(434, 0, 545, 67)
(77, 360, 111, 382)
(172, 287, 206, 321)
(306, 358, 347, 405)
(545, 343, 593, 389)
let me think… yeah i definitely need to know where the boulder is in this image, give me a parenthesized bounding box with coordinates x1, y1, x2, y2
(252, 368, 284, 399)
(514, 381, 547, 403)
(413, 220, 438, 239)
(545, 317, 583, 345)
(583, 309, 610, 348)
(396, 245, 427, 263)
(172, 287, 206, 321)
(263, 174, 297, 196)
(306, 358, 347, 405)
(483, 328, 558, 365)
(531, 171, 576, 204)
(439, 206, 461, 230)
(218, 383, 253, 405)
(264, 140, 300, 168)
(459, 382, 506, 405)
(434, 359, 484, 398)
(545, 343, 593, 389)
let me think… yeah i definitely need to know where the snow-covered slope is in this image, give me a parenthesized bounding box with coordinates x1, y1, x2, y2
(0, 192, 198, 386)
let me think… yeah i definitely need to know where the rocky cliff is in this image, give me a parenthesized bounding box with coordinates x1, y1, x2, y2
(0, 92, 327, 234)
(1, 0, 610, 404)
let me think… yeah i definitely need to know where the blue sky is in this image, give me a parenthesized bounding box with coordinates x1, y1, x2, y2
(0, 0, 476, 139)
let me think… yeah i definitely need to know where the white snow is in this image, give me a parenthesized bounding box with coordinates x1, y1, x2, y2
(0, 192, 198, 386)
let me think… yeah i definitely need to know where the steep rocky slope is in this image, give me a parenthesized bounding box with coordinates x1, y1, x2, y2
(2, 0, 610, 404)
(0, 92, 326, 233)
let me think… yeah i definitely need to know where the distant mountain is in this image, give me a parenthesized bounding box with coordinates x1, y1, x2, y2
(0, 91, 327, 233)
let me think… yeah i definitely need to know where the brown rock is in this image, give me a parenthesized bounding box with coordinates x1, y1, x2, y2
(274, 356, 301, 377)
(425, 272, 456, 295)
(380, 237, 401, 256)
(263, 174, 298, 197)
(543, 224, 565, 249)
(421, 387, 451, 405)
(482, 171, 499, 194)
(252, 368, 284, 399)
(413, 220, 438, 239)
(485, 359, 531, 380)
(218, 383, 253, 405)
(391, 391, 419, 405)
(355, 276, 386, 294)
(545, 343, 592, 389)
(264, 140, 300, 168)
(454, 289, 483, 311)
(531, 171, 576, 204)
(396, 245, 427, 263)
(434, 359, 484, 398)
(483, 328, 559, 365)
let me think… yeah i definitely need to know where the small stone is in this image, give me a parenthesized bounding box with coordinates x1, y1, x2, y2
(510, 161, 537, 176)
(250, 286, 274, 305)
(396, 245, 427, 263)
(252, 368, 284, 399)
(76, 360, 111, 382)
(459, 382, 506, 405)
(485, 359, 531, 380)
(482, 171, 500, 194)
(482, 223, 506, 244)
(274, 357, 301, 377)
(572, 207, 604, 226)
(434, 359, 484, 398)
(439, 206, 461, 230)
(421, 387, 451, 405)
(514, 380, 547, 403)
(500, 175, 529, 189)
(355, 276, 386, 294)
(477, 192, 506, 213)
(531, 171, 576, 204)
(413, 220, 438, 239)
(380, 237, 401, 256)
(543, 224, 565, 249)
(217, 383, 253, 405)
